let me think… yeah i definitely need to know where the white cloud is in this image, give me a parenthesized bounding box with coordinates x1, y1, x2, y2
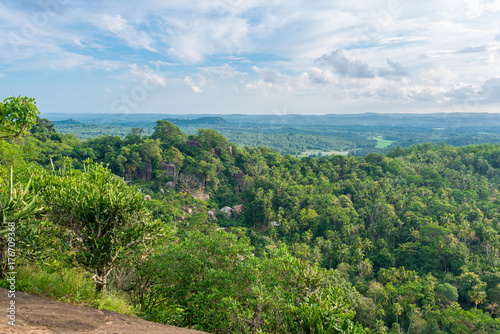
(315, 49, 376, 78)
(185, 76, 204, 93)
(421, 66, 458, 88)
(163, 16, 250, 63)
(482, 77, 500, 101)
(129, 64, 167, 87)
(1, 0, 500, 113)
(90, 14, 157, 52)
(306, 67, 338, 85)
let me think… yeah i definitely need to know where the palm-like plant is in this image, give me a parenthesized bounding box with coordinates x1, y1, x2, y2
(468, 284, 487, 310)
(0, 167, 43, 275)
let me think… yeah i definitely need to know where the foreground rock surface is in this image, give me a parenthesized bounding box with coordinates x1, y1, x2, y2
(0, 288, 207, 334)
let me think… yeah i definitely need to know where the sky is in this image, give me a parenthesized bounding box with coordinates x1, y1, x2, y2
(1, 0, 500, 115)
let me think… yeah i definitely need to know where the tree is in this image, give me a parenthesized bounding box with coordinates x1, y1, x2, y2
(368, 281, 384, 305)
(194, 128, 230, 157)
(486, 302, 499, 317)
(131, 230, 367, 333)
(435, 283, 458, 306)
(406, 305, 420, 334)
(0, 96, 39, 140)
(468, 284, 487, 310)
(164, 146, 184, 171)
(176, 173, 200, 194)
(124, 127, 144, 145)
(373, 319, 388, 334)
(393, 302, 403, 329)
(457, 272, 486, 304)
(43, 163, 152, 291)
(150, 120, 183, 148)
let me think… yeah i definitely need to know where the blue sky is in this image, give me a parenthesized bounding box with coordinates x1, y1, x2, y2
(1, 0, 500, 115)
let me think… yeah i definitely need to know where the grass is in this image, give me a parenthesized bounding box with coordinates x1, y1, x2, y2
(0, 264, 136, 316)
(369, 136, 395, 149)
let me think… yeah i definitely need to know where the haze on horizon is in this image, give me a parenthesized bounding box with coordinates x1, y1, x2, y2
(1, 0, 500, 116)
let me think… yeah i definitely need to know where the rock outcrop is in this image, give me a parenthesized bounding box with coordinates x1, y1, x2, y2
(207, 209, 217, 221)
(220, 206, 232, 219)
(231, 204, 244, 217)
(186, 140, 202, 147)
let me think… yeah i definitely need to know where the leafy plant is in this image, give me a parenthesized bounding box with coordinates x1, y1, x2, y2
(0, 96, 39, 140)
(0, 167, 43, 276)
(42, 163, 154, 291)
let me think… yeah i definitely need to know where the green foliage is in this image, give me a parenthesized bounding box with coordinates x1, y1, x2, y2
(0, 96, 39, 140)
(426, 302, 500, 333)
(289, 286, 366, 334)
(0, 167, 44, 276)
(129, 229, 366, 333)
(41, 163, 153, 290)
(4, 113, 500, 332)
(0, 167, 43, 229)
(151, 120, 184, 149)
(436, 283, 459, 306)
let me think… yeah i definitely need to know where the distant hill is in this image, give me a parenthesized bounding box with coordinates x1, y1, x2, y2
(163, 116, 230, 127)
(43, 112, 500, 156)
(53, 119, 83, 125)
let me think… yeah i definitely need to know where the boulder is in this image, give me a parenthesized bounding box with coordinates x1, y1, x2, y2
(231, 204, 244, 217)
(193, 190, 210, 201)
(137, 158, 153, 180)
(220, 206, 232, 219)
(207, 209, 217, 221)
(166, 181, 176, 189)
(186, 140, 202, 147)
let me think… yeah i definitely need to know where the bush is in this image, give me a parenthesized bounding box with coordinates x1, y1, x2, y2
(42, 163, 154, 291)
(129, 229, 366, 333)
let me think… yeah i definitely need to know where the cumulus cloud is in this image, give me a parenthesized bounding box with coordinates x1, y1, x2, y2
(378, 59, 408, 79)
(2, 0, 500, 113)
(482, 77, 500, 101)
(421, 66, 458, 87)
(314, 49, 408, 81)
(241, 65, 314, 94)
(315, 49, 375, 78)
(306, 67, 337, 84)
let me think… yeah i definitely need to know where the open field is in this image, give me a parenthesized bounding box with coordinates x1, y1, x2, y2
(370, 136, 395, 149)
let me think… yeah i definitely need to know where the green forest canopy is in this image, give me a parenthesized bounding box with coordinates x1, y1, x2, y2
(1, 114, 499, 333)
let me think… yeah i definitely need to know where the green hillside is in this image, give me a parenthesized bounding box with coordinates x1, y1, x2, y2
(1, 109, 499, 333)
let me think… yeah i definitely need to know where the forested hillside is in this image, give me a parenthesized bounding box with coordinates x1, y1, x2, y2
(1, 113, 500, 333)
(47, 112, 500, 158)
